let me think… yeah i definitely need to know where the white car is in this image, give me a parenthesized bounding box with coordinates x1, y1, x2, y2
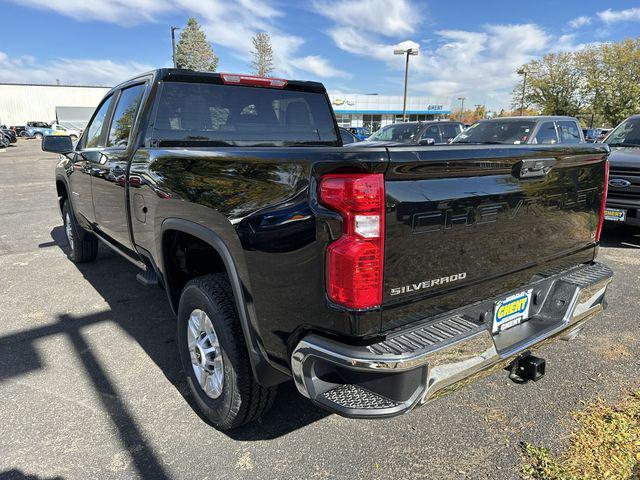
(50, 123, 82, 140)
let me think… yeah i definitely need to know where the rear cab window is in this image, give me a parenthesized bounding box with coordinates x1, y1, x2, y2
(152, 82, 338, 147)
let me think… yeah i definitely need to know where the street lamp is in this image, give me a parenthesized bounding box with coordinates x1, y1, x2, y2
(457, 97, 466, 121)
(171, 26, 180, 68)
(517, 68, 528, 116)
(394, 47, 419, 122)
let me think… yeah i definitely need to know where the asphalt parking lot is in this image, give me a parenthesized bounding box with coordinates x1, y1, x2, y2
(0, 139, 638, 480)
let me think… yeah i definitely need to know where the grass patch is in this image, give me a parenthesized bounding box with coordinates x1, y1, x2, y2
(521, 390, 640, 480)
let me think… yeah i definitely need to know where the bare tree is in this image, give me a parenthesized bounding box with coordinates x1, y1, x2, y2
(251, 32, 275, 77)
(175, 17, 219, 72)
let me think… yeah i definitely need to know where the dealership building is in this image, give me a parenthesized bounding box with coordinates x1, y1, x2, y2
(0, 83, 451, 133)
(328, 93, 452, 132)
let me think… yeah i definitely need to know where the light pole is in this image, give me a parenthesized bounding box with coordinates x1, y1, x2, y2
(517, 68, 528, 116)
(457, 97, 466, 122)
(171, 26, 180, 68)
(394, 47, 419, 122)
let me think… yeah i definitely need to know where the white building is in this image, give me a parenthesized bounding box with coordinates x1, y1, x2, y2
(329, 93, 451, 132)
(0, 83, 110, 126)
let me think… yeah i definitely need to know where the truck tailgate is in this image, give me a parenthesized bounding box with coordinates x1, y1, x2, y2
(381, 144, 609, 332)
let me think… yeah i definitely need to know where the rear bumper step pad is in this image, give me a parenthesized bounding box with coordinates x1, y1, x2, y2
(291, 262, 613, 418)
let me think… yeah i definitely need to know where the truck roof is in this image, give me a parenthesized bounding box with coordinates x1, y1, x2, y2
(110, 68, 327, 95)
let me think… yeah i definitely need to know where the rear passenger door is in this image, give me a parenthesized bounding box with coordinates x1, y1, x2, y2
(91, 83, 147, 250)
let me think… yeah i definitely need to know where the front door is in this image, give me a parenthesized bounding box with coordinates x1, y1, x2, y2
(69, 95, 114, 228)
(91, 83, 146, 250)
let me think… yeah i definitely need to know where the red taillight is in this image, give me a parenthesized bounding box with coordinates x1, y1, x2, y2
(596, 159, 610, 242)
(220, 73, 288, 89)
(319, 173, 385, 309)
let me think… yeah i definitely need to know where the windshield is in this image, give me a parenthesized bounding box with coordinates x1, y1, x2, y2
(604, 117, 640, 147)
(153, 82, 339, 147)
(453, 120, 536, 144)
(367, 123, 422, 143)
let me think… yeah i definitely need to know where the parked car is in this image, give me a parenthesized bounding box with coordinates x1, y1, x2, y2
(339, 127, 359, 144)
(364, 121, 465, 145)
(26, 122, 81, 140)
(44, 69, 612, 431)
(1, 126, 17, 144)
(0, 131, 10, 148)
(601, 115, 640, 227)
(453, 116, 584, 145)
(347, 126, 370, 141)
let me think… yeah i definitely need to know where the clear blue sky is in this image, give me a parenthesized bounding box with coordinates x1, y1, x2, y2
(1, 0, 639, 109)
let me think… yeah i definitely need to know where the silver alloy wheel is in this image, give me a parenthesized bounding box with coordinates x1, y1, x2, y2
(187, 309, 224, 399)
(65, 212, 74, 251)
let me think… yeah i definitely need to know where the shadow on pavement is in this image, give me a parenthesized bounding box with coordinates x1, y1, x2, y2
(0, 470, 63, 480)
(600, 224, 640, 249)
(0, 225, 328, 476)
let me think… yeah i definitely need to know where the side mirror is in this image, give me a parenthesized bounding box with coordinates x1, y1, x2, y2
(42, 135, 73, 154)
(419, 137, 436, 146)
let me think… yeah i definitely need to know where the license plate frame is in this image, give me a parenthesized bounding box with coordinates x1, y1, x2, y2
(492, 289, 533, 334)
(604, 208, 626, 222)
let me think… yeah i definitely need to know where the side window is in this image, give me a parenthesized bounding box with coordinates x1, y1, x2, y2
(84, 96, 114, 149)
(340, 129, 356, 144)
(439, 124, 461, 142)
(422, 125, 441, 143)
(107, 84, 146, 148)
(557, 121, 581, 144)
(533, 122, 558, 144)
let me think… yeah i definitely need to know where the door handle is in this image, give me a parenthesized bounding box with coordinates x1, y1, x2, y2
(515, 158, 556, 179)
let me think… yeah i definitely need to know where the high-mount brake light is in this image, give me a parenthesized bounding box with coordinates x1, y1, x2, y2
(220, 73, 288, 89)
(319, 173, 385, 310)
(595, 158, 610, 242)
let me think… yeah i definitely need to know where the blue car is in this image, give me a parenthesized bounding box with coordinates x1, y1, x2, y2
(347, 127, 370, 141)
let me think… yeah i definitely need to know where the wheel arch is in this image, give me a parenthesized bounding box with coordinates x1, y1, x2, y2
(160, 218, 289, 387)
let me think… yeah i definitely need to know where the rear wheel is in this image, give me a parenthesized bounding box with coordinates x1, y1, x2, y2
(177, 274, 277, 430)
(61, 200, 98, 263)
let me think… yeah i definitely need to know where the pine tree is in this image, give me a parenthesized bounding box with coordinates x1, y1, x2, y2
(251, 32, 275, 77)
(175, 17, 219, 72)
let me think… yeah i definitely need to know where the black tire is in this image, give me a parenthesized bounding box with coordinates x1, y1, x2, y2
(34, 132, 43, 140)
(177, 274, 277, 430)
(70, 135, 78, 141)
(61, 200, 98, 263)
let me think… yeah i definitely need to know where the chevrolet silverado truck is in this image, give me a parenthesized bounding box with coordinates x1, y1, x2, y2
(44, 69, 613, 431)
(601, 114, 640, 226)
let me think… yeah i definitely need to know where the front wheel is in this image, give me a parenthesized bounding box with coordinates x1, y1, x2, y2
(61, 200, 98, 263)
(34, 132, 43, 140)
(177, 274, 277, 430)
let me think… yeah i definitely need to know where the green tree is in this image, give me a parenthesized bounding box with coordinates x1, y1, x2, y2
(175, 17, 219, 72)
(589, 38, 640, 126)
(512, 52, 584, 116)
(250, 32, 275, 76)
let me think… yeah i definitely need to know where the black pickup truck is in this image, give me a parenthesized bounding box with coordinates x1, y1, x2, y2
(44, 69, 613, 431)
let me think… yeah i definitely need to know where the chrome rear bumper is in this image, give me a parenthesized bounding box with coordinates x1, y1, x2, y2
(291, 262, 613, 418)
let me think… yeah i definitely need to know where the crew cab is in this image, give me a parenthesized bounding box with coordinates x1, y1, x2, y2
(601, 115, 640, 226)
(44, 69, 612, 431)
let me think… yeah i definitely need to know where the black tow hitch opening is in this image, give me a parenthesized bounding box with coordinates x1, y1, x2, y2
(508, 353, 546, 383)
